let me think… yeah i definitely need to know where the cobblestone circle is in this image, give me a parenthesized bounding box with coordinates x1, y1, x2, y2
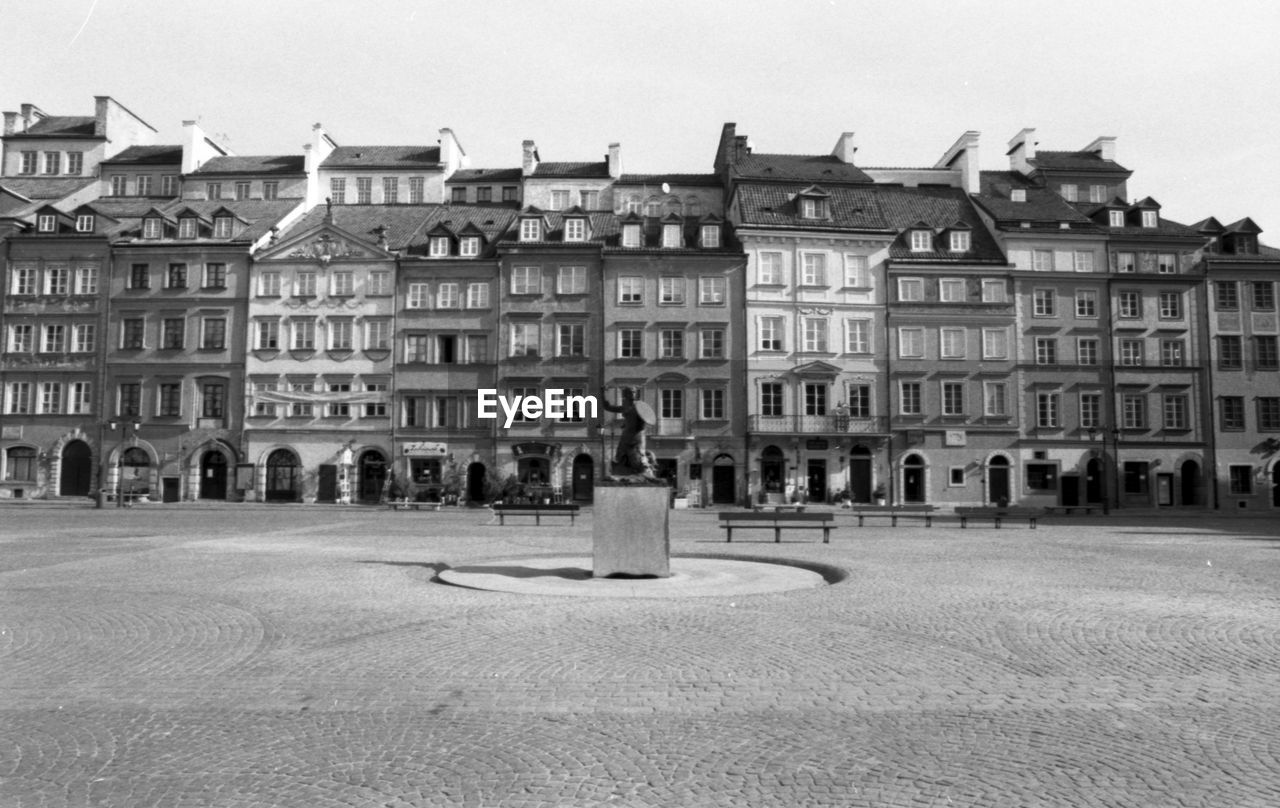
(2, 506, 1278, 807)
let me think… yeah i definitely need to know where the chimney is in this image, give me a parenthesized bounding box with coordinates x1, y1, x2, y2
(438, 127, 468, 177)
(831, 132, 857, 164)
(1007, 127, 1037, 175)
(607, 143, 622, 178)
(522, 139, 539, 177)
(19, 103, 45, 133)
(935, 130, 981, 194)
(1083, 135, 1117, 162)
(3, 111, 16, 136)
(93, 97, 111, 137)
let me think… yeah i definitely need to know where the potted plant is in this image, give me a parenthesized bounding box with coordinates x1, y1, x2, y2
(873, 483, 886, 506)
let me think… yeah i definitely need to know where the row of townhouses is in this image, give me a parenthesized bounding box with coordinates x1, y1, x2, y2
(2, 97, 1278, 510)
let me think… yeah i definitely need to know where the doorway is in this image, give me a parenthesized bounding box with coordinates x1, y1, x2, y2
(359, 451, 387, 503)
(200, 451, 228, 499)
(317, 465, 337, 503)
(903, 454, 925, 503)
(572, 454, 594, 502)
(59, 440, 92, 496)
(1085, 458, 1103, 504)
(265, 449, 300, 502)
(849, 446, 872, 503)
(1181, 460, 1199, 506)
(711, 455, 736, 504)
(468, 462, 488, 503)
(807, 459, 827, 503)
(987, 456, 1010, 506)
(760, 446, 784, 498)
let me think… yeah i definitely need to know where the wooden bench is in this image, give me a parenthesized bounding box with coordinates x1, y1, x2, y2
(387, 499, 442, 511)
(954, 507, 1040, 529)
(1042, 504, 1102, 516)
(492, 503, 580, 526)
(849, 506, 937, 527)
(720, 511, 834, 543)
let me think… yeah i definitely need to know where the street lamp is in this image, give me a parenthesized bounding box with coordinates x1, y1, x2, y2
(107, 418, 141, 508)
(1086, 426, 1110, 515)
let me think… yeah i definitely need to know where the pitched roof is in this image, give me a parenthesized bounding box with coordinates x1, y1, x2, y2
(100, 145, 183, 165)
(448, 167, 523, 182)
(733, 182, 888, 231)
(497, 210, 620, 244)
(193, 155, 305, 176)
(975, 171, 1096, 227)
(601, 213, 738, 254)
(113, 199, 300, 242)
(407, 205, 521, 250)
(614, 173, 722, 187)
(872, 185, 1005, 262)
(1029, 150, 1130, 174)
(0, 177, 96, 201)
(531, 161, 611, 179)
(732, 153, 873, 184)
(322, 146, 442, 168)
(8, 116, 97, 138)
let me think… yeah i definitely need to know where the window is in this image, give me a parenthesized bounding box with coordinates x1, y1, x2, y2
(900, 382, 922, 415)
(11, 267, 35, 295)
(70, 382, 91, 414)
(699, 276, 727, 304)
(1219, 336, 1243, 369)
(231, 181, 248, 201)
(659, 328, 685, 359)
(759, 317, 783, 351)
(660, 389, 684, 419)
(981, 279, 1007, 303)
(436, 282, 460, 308)
(1123, 461, 1149, 494)
(5, 383, 32, 414)
(1107, 210, 1125, 228)
(1216, 281, 1239, 310)
(758, 252, 783, 285)
(1163, 395, 1188, 430)
(363, 382, 388, 418)
(618, 276, 643, 304)
(37, 214, 57, 233)
(206, 183, 222, 201)
(1032, 250, 1053, 272)
(159, 383, 182, 417)
(898, 278, 924, 301)
(408, 177, 424, 204)
(1075, 290, 1097, 318)
(1089, 185, 1105, 203)
(329, 178, 346, 204)
(252, 271, 279, 297)
(1141, 210, 1157, 228)
(949, 231, 971, 252)
(1256, 336, 1279, 370)
(382, 178, 398, 204)
(1080, 335, 1100, 366)
(73, 324, 94, 353)
(558, 266, 587, 295)
(451, 187, 467, 204)
(177, 218, 197, 239)
(940, 327, 966, 359)
(437, 335, 458, 364)
(618, 328, 643, 359)
(143, 217, 166, 239)
(699, 388, 726, 420)
(1080, 392, 1101, 428)
(262, 181, 278, 201)
(40, 152, 60, 174)
(802, 318, 828, 352)
(700, 225, 720, 248)
(622, 223, 642, 248)
(1116, 252, 1136, 273)
(580, 190, 598, 209)
(329, 320, 353, 350)
(1119, 339, 1144, 366)
(252, 382, 277, 417)
(43, 266, 69, 295)
(511, 266, 540, 295)
(1158, 292, 1182, 319)
(1074, 251, 1094, 272)
(67, 152, 83, 175)
(760, 383, 784, 417)
(898, 328, 924, 358)
(502, 186, 518, 203)
(162, 318, 185, 349)
(75, 214, 94, 233)
(1118, 291, 1140, 318)
(801, 253, 826, 285)
(20, 151, 37, 174)
(1037, 393, 1059, 428)
(1060, 184, 1078, 202)
(256, 320, 279, 350)
(289, 382, 313, 417)
(1258, 397, 1280, 430)
(1122, 394, 1146, 429)
(846, 384, 871, 417)
(558, 323, 585, 357)
(982, 328, 1009, 359)
(460, 237, 480, 257)
(38, 324, 64, 354)
(1032, 289, 1055, 316)
(909, 230, 931, 252)
(1035, 338, 1057, 365)
(1221, 396, 1245, 430)
(204, 263, 227, 288)
(165, 263, 187, 289)
(8, 324, 32, 352)
(565, 218, 587, 242)
(550, 190, 570, 210)
(201, 318, 226, 350)
(122, 318, 145, 349)
(659, 277, 684, 304)
(941, 381, 965, 416)
(356, 177, 372, 205)
(432, 396, 457, 427)
(519, 218, 542, 241)
(510, 323, 540, 357)
(404, 334, 429, 363)
(845, 319, 871, 354)
(429, 237, 449, 257)
(323, 383, 350, 418)
(1157, 253, 1177, 274)
(130, 264, 150, 289)
(365, 320, 390, 351)
(1251, 282, 1275, 311)
(367, 271, 391, 296)
(1229, 465, 1254, 495)
(939, 278, 966, 302)
(406, 283, 430, 309)
(6, 446, 37, 480)
(160, 174, 178, 196)
(291, 319, 316, 350)
(466, 282, 490, 308)
(118, 383, 141, 417)
(74, 266, 98, 295)
(333, 271, 355, 297)
(700, 328, 725, 359)
(1027, 464, 1058, 490)
(109, 175, 127, 196)
(1160, 340, 1185, 367)
(465, 334, 488, 364)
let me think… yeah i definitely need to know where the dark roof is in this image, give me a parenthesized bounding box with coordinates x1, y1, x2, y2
(86, 198, 169, 219)
(498, 210, 620, 245)
(614, 173, 722, 187)
(448, 167, 523, 182)
(193, 155, 305, 176)
(1029, 150, 1130, 174)
(0, 177, 96, 201)
(1189, 217, 1225, 234)
(872, 185, 1005, 262)
(531, 162, 611, 179)
(282, 204, 517, 252)
(8, 115, 97, 138)
(975, 171, 1096, 227)
(1224, 217, 1262, 234)
(100, 145, 183, 165)
(113, 199, 300, 242)
(732, 153, 873, 184)
(322, 146, 442, 168)
(734, 182, 889, 231)
(601, 213, 738, 254)
(406, 205, 521, 251)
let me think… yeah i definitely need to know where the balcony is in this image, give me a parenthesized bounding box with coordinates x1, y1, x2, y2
(750, 415, 888, 434)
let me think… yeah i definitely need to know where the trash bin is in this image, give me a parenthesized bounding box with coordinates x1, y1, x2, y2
(96, 488, 108, 508)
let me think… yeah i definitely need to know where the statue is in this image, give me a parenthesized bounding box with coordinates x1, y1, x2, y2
(600, 387, 660, 482)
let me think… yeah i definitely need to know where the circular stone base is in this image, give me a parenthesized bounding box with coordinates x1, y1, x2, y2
(437, 555, 834, 599)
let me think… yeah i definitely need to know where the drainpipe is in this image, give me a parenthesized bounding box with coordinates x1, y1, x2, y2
(1199, 258, 1219, 509)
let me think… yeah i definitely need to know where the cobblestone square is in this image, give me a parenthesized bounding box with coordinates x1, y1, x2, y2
(2, 505, 1278, 807)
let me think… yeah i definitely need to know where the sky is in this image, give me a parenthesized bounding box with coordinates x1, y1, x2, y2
(4, 0, 1279, 234)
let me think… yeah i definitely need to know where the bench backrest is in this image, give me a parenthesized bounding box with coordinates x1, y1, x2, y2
(719, 511, 833, 522)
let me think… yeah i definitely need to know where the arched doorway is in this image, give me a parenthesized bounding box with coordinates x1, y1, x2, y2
(988, 456, 1010, 506)
(849, 446, 873, 503)
(59, 440, 92, 496)
(903, 454, 926, 503)
(572, 454, 594, 502)
(467, 462, 487, 503)
(711, 454, 736, 504)
(121, 447, 151, 500)
(200, 451, 228, 499)
(265, 449, 301, 502)
(760, 446, 785, 499)
(1085, 457, 1103, 504)
(1180, 459, 1199, 507)
(359, 450, 387, 503)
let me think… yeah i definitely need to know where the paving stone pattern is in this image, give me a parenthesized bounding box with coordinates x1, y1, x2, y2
(2, 506, 1279, 807)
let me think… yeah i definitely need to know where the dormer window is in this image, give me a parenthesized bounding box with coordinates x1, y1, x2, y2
(909, 230, 932, 252)
(1232, 235, 1257, 255)
(178, 218, 197, 239)
(662, 223, 682, 248)
(429, 237, 450, 257)
(1109, 210, 1125, 227)
(1141, 210, 1157, 228)
(460, 236, 480, 257)
(75, 214, 94, 233)
(564, 218, 587, 242)
(700, 224, 720, 248)
(37, 214, 56, 233)
(1010, 189, 1026, 203)
(213, 217, 233, 238)
(622, 223, 642, 248)
(798, 196, 829, 219)
(143, 218, 163, 239)
(949, 231, 971, 252)
(519, 218, 541, 242)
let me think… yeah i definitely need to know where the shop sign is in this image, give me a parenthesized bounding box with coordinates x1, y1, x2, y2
(945, 430, 967, 447)
(402, 442, 448, 457)
(805, 439, 829, 451)
(513, 442, 555, 457)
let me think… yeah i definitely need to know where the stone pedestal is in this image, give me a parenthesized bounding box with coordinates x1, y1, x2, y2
(593, 484, 670, 578)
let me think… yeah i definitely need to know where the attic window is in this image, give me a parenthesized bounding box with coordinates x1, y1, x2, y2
(949, 231, 970, 252)
(1010, 189, 1026, 203)
(178, 218, 197, 239)
(1141, 210, 1157, 228)
(460, 236, 480, 257)
(622, 223, 642, 248)
(1232, 234, 1257, 255)
(1109, 210, 1125, 227)
(799, 197, 827, 219)
(143, 218, 163, 239)
(564, 218, 587, 242)
(38, 214, 57, 233)
(700, 224, 720, 249)
(429, 236, 450, 257)
(75, 215, 94, 233)
(909, 230, 932, 252)
(662, 223, 682, 248)
(519, 218, 541, 242)
(213, 217, 233, 239)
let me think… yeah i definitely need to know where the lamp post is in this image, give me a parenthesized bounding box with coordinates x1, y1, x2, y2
(1086, 426, 1109, 515)
(107, 418, 141, 507)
